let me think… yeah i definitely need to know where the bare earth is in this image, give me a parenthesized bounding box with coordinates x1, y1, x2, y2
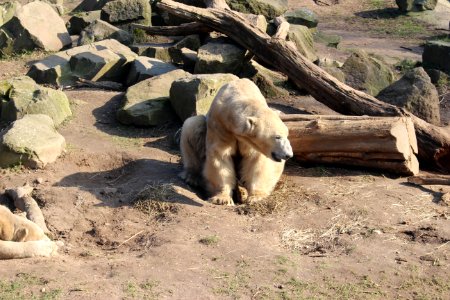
(0, 0, 449, 299)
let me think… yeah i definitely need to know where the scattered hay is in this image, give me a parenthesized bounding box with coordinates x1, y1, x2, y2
(199, 235, 220, 246)
(236, 177, 310, 216)
(280, 211, 368, 255)
(132, 182, 180, 222)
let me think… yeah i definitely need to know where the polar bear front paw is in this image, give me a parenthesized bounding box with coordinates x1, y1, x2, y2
(209, 195, 235, 206)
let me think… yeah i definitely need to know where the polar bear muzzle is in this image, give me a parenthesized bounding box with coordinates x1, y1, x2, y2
(271, 137, 293, 162)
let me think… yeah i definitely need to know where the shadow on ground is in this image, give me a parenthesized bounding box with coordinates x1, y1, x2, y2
(55, 158, 203, 208)
(91, 92, 183, 154)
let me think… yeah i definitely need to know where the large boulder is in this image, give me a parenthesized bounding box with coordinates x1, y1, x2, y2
(0, 76, 72, 126)
(226, 0, 288, 19)
(68, 49, 129, 82)
(377, 67, 440, 125)
(78, 19, 133, 46)
(287, 25, 318, 62)
(0, 1, 19, 27)
(117, 69, 190, 126)
(39, 0, 64, 15)
(395, 0, 437, 12)
(27, 39, 137, 86)
(170, 73, 238, 121)
(342, 50, 395, 96)
(0, 1, 71, 56)
(194, 39, 246, 74)
(0, 114, 65, 168)
(422, 40, 450, 75)
(314, 31, 341, 48)
(240, 60, 289, 98)
(126, 57, 179, 86)
(131, 34, 201, 65)
(66, 10, 102, 35)
(284, 8, 319, 28)
(101, 0, 151, 31)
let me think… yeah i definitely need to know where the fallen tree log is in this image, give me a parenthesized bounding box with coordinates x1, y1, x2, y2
(281, 115, 419, 175)
(408, 175, 450, 185)
(133, 22, 212, 36)
(154, 0, 450, 173)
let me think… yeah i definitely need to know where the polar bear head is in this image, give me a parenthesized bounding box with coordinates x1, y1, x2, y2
(239, 109, 293, 162)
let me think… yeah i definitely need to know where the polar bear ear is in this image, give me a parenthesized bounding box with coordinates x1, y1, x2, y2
(245, 117, 258, 132)
(14, 228, 29, 242)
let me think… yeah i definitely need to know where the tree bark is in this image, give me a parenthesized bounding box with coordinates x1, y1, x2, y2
(155, 0, 450, 173)
(133, 22, 212, 35)
(408, 175, 450, 185)
(282, 115, 419, 175)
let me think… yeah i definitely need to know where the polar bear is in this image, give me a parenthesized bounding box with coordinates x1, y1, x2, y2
(0, 205, 49, 242)
(180, 78, 293, 205)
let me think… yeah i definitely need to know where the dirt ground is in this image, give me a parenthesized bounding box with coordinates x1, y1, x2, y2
(0, 0, 449, 299)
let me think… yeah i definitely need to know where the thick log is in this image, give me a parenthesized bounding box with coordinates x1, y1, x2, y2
(408, 175, 450, 185)
(156, 0, 450, 173)
(133, 22, 212, 35)
(281, 115, 419, 175)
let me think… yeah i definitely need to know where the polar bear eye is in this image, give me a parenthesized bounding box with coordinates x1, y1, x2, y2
(275, 135, 281, 140)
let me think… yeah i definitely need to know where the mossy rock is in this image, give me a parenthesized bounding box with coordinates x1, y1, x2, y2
(342, 50, 395, 96)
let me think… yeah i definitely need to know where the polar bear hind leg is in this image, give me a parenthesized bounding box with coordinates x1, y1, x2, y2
(179, 115, 207, 187)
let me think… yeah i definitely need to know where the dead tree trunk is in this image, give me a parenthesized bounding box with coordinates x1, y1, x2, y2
(155, 0, 450, 173)
(281, 115, 419, 175)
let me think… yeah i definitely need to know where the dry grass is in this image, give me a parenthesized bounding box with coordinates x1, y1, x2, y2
(281, 210, 368, 255)
(133, 182, 180, 222)
(235, 177, 313, 216)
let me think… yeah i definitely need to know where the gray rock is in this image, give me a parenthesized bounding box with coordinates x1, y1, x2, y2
(73, 0, 110, 12)
(130, 35, 201, 65)
(422, 40, 450, 75)
(0, 1, 71, 56)
(342, 50, 395, 96)
(317, 58, 345, 82)
(226, 0, 288, 19)
(425, 68, 448, 85)
(240, 60, 289, 98)
(284, 8, 319, 28)
(69, 49, 127, 82)
(395, 0, 437, 12)
(126, 56, 179, 86)
(78, 19, 133, 46)
(314, 31, 341, 48)
(170, 73, 238, 121)
(377, 67, 440, 125)
(0, 114, 65, 168)
(67, 10, 102, 35)
(101, 0, 151, 30)
(287, 25, 318, 62)
(117, 69, 190, 126)
(0, 76, 72, 127)
(194, 41, 246, 74)
(39, 0, 64, 15)
(0, 1, 19, 27)
(27, 39, 137, 86)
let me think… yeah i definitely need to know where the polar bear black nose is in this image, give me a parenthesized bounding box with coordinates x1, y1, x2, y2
(284, 153, 293, 160)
